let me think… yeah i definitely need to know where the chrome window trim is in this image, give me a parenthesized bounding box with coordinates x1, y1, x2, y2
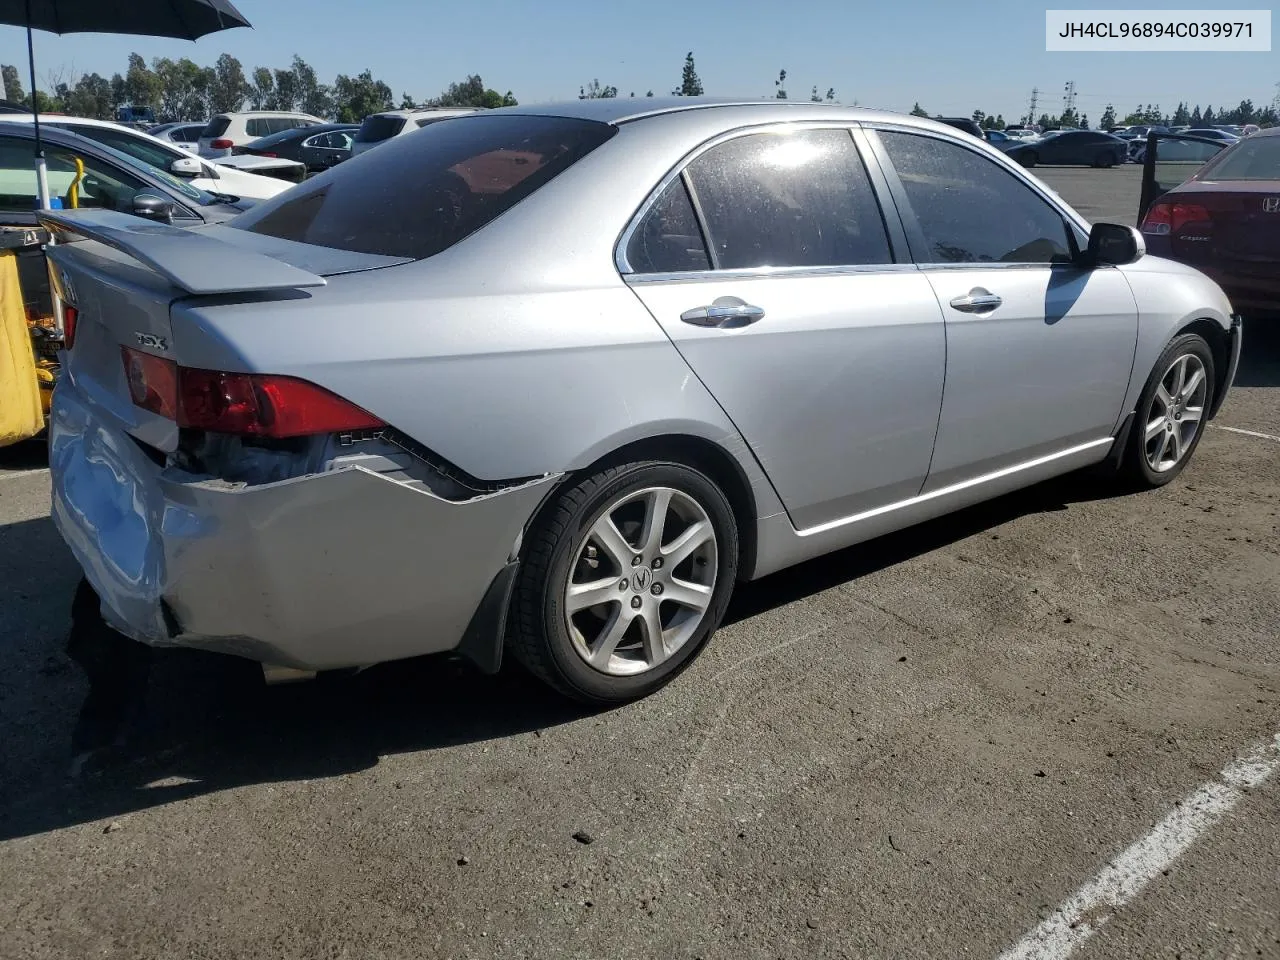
(865, 122, 1093, 252)
(627, 262, 920, 284)
(616, 120, 901, 278)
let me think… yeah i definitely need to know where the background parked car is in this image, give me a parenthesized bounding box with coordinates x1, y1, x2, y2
(148, 121, 206, 150)
(1183, 128, 1241, 144)
(198, 110, 323, 158)
(1139, 128, 1280, 317)
(1005, 130, 1128, 168)
(935, 117, 985, 139)
(0, 115, 294, 200)
(235, 123, 359, 173)
(983, 129, 1021, 151)
(350, 107, 478, 156)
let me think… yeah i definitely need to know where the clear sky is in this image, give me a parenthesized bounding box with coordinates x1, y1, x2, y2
(1, 0, 1276, 121)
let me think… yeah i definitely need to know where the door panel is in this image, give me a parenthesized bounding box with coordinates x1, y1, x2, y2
(631, 272, 946, 529)
(872, 127, 1139, 490)
(920, 266, 1137, 489)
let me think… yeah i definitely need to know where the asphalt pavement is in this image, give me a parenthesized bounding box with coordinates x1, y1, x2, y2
(1, 165, 1277, 960)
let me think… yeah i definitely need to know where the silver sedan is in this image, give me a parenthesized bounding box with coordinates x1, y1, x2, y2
(42, 99, 1241, 705)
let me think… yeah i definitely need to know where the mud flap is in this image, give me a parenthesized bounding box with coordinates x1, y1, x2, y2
(455, 561, 519, 675)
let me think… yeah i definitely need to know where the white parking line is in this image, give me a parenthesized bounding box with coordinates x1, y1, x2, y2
(1211, 425, 1280, 444)
(996, 734, 1280, 960)
(0, 467, 49, 481)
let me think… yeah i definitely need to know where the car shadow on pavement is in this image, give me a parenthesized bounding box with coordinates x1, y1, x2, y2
(0, 467, 1129, 843)
(1233, 322, 1280, 388)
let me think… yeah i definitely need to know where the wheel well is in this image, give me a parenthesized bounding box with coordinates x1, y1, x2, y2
(1177, 317, 1230, 413)
(534, 434, 759, 582)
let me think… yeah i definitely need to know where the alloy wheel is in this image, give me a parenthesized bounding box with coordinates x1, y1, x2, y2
(1144, 353, 1208, 473)
(563, 486, 718, 676)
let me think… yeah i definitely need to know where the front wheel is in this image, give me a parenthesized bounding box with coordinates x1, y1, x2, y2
(509, 460, 739, 705)
(1018, 151, 1038, 168)
(1095, 152, 1116, 168)
(1120, 333, 1215, 488)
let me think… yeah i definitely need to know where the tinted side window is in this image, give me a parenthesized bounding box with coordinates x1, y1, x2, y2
(246, 118, 270, 138)
(684, 129, 893, 270)
(878, 130, 1073, 264)
(202, 117, 231, 138)
(0, 138, 145, 213)
(627, 177, 710, 273)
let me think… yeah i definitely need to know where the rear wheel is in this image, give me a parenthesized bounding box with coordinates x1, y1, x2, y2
(509, 461, 739, 705)
(1120, 333, 1215, 488)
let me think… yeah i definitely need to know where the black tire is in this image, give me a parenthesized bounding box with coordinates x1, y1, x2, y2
(1095, 152, 1116, 168)
(1019, 151, 1038, 168)
(1119, 333, 1215, 488)
(509, 460, 739, 705)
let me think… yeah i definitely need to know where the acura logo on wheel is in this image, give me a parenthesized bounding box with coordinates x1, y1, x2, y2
(1263, 197, 1280, 213)
(631, 567, 651, 592)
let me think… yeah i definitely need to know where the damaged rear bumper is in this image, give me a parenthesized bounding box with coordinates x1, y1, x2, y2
(48, 378, 557, 671)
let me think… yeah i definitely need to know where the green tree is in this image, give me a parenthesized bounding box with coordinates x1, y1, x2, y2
(774, 69, 787, 99)
(208, 53, 250, 114)
(249, 67, 274, 110)
(333, 69, 393, 122)
(674, 51, 703, 97)
(579, 79, 617, 99)
(290, 56, 331, 117)
(153, 57, 210, 120)
(1079, 113, 1089, 129)
(1037, 113, 1052, 129)
(109, 73, 125, 112)
(1202, 105, 1215, 125)
(972, 109, 986, 125)
(645, 90, 654, 97)
(909, 101, 929, 117)
(65, 72, 113, 119)
(426, 74, 515, 109)
(1099, 103, 1116, 129)
(1, 64, 23, 103)
(124, 53, 162, 111)
(271, 66, 300, 111)
(1171, 102, 1189, 126)
(826, 87, 835, 102)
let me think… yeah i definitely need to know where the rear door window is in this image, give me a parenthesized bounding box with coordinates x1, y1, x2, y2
(234, 114, 617, 259)
(682, 129, 894, 270)
(246, 118, 271, 138)
(626, 177, 711, 273)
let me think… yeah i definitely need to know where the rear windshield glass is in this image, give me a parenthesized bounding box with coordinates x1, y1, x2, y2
(233, 114, 617, 259)
(1204, 137, 1280, 180)
(202, 117, 231, 138)
(355, 115, 406, 143)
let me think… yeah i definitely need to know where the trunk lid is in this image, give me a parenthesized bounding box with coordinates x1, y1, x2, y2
(1165, 181, 1280, 271)
(40, 209, 408, 453)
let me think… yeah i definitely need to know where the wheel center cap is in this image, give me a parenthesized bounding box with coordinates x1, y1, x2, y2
(631, 567, 652, 592)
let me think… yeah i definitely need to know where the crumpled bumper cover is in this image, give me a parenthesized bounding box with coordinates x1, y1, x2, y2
(48, 378, 557, 671)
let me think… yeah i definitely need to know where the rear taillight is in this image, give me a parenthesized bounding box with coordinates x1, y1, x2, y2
(210, 138, 234, 149)
(120, 348, 384, 438)
(122, 347, 179, 420)
(1141, 201, 1211, 235)
(61, 305, 78, 349)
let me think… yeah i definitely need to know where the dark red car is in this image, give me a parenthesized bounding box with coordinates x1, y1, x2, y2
(1139, 128, 1280, 317)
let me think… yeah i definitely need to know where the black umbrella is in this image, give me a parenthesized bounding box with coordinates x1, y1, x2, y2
(0, 0, 251, 207)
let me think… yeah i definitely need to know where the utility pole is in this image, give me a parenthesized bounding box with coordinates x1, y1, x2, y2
(1025, 87, 1039, 126)
(1062, 80, 1077, 120)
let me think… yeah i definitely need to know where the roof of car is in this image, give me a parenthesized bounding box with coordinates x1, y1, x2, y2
(487, 97, 974, 134)
(371, 108, 479, 119)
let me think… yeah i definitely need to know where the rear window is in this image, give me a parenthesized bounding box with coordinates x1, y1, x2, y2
(1204, 136, 1280, 181)
(233, 114, 617, 260)
(355, 115, 406, 143)
(202, 116, 231, 138)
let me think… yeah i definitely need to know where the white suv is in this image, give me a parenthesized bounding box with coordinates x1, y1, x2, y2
(350, 108, 479, 157)
(198, 111, 323, 158)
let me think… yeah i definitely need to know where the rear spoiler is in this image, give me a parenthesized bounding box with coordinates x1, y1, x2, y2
(36, 208, 326, 296)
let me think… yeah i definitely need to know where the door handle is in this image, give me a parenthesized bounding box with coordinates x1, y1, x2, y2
(680, 296, 765, 328)
(948, 289, 1003, 313)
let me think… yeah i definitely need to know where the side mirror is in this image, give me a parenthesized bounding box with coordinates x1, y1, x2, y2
(170, 156, 202, 178)
(132, 194, 174, 223)
(1086, 222, 1145, 266)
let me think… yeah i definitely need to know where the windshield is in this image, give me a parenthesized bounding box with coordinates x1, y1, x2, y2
(234, 114, 616, 259)
(355, 115, 407, 143)
(82, 135, 217, 205)
(1203, 136, 1280, 181)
